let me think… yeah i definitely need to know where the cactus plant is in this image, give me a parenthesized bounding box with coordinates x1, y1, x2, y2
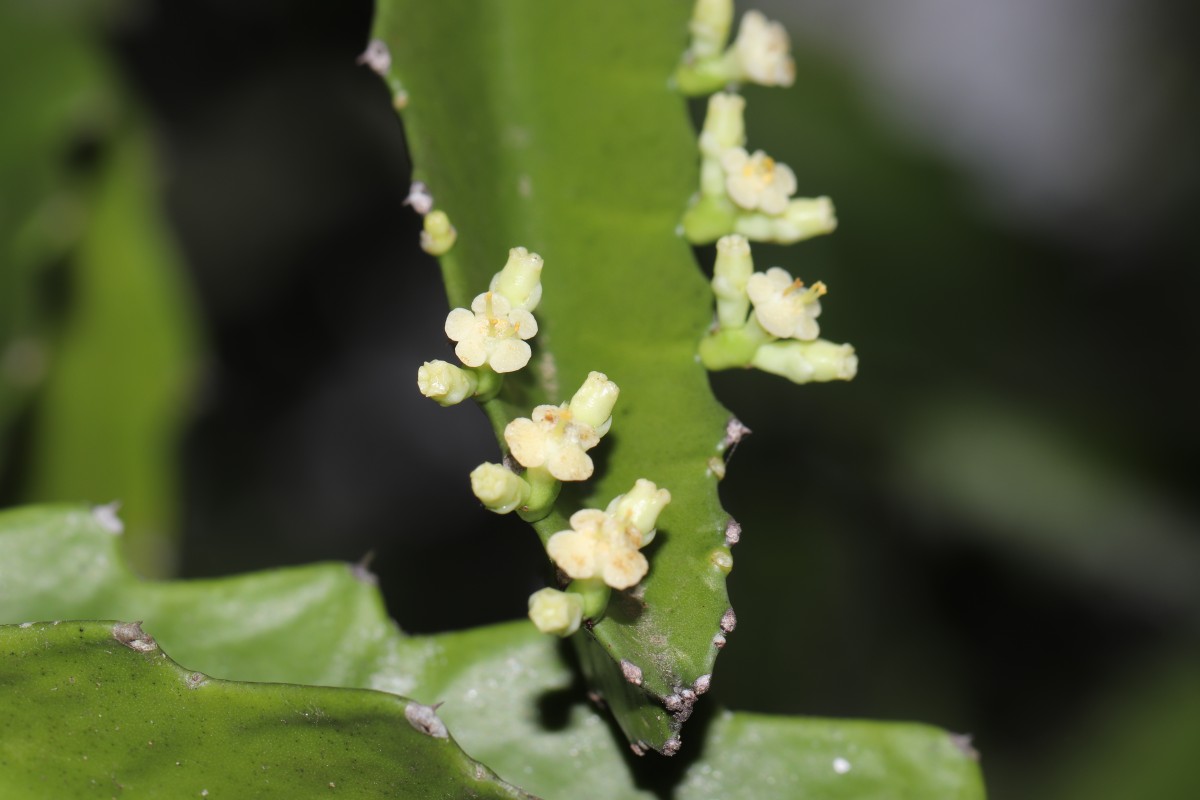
(0, 0, 988, 797)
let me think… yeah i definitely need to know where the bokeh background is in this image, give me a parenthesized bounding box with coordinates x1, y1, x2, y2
(2, 1, 1197, 798)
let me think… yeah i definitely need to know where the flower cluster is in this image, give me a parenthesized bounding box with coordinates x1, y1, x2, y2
(675, 1, 795, 94)
(546, 479, 672, 591)
(682, 91, 837, 245)
(698, 235, 857, 385)
(470, 371, 620, 519)
(417, 246, 544, 406)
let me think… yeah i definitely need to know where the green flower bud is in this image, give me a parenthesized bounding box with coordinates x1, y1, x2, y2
(567, 371, 620, 434)
(607, 479, 672, 547)
(734, 196, 837, 244)
(688, 0, 734, 61)
(700, 92, 746, 156)
(417, 360, 478, 406)
(712, 234, 754, 329)
(420, 210, 457, 255)
(750, 339, 858, 384)
(528, 588, 583, 637)
(489, 246, 544, 311)
(469, 462, 531, 515)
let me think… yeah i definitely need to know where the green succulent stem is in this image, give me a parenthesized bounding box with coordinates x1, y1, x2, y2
(517, 466, 561, 523)
(673, 53, 737, 96)
(568, 577, 612, 621)
(472, 366, 503, 403)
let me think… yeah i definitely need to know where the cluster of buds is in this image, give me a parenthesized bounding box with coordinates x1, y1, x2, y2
(417, 246, 544, 406)
(675, 0, 795, 95)
(699, 235, 857, 384)
(682, 92, 837, 245)
(470, 371, 620, 520)
(528, 479, 672, 637)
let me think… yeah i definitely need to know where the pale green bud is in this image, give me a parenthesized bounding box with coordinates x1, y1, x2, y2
(797, 339, 859, 382)
(489, 246, 544, 311)
(700, 93, 746, 155)
(735, 197, 837, 244)
(712, 234, 753, 328)
(750, 339, 858, 384)
(689, 0, 734, 60)
(607, 479, 672, 547)
(417, 360, 477, 406)
(470, 462, 531, 515)
(420, 210, 457, 255)
(528, 588, 583, 637)
(568, 371, 620, 434)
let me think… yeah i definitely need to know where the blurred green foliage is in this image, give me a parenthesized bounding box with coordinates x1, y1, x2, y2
(0, 0, 198, 577)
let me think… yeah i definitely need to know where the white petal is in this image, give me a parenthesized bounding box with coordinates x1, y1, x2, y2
(444, 308, 477, 341)
(504, 419, 547, 468)
(488, 338, 532, 373)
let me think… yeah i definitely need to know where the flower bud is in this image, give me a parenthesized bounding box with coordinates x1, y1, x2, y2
(607, 479, 672, 547)
(712, 234, 753, 328)
(420, 210, 457, 255)
(567, 371, 620, 434)
(528, 588, 584, 637)
(489, 246, 544, 311)
(470, 462, 531, 514)
(417, 360, 477, 406)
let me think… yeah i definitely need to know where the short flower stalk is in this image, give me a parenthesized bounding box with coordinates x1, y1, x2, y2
(699, 235, 857, 385)
(681, 92, 837, 245)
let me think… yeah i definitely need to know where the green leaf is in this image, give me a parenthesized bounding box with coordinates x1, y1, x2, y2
(373, 0, 734, 752)
(0, 621, 531, 799)
(0, 507, 984, 800)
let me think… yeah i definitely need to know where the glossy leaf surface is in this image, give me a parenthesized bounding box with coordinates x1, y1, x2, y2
(0, 505, 985, 799)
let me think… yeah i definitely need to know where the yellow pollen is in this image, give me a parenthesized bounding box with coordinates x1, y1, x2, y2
(809, 281, 828, 299)
(783, 278, 805, 295)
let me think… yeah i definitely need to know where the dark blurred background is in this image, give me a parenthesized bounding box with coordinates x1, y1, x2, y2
(2, 1, 1198, 798)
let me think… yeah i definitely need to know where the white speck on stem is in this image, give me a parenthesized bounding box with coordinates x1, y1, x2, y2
(724, 519, 741, 546)
(403, 181, 434, 215)
(721, 607, 737, 633)
(620, 660, 643, 686)
(693, 674, 712, 694)
(833, 757, 852, 774)
(662, 737, 682, 756)
(112, 621, 157, 653)
(356, 39, 391, 75)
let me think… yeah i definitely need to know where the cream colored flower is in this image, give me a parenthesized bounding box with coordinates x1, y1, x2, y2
(721, 148, 797, 215)
(444, 291, 537, 373)
(504, 405, 600, 481)
(746, 267, 825, 340)
(546, 509, 650, 590)
(732, 10, 795, 87)
(528, 588, 583, 637)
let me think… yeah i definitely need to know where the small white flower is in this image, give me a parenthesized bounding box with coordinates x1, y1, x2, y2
(546, 509, 650, 590)
(732, 10, 795, 87)
(444, 292, 538, 373)
(504, 404, 600, 482)
(746, 267, 825, 340)
(528, 588, 584, 637)
(721, 148, 797, 215)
